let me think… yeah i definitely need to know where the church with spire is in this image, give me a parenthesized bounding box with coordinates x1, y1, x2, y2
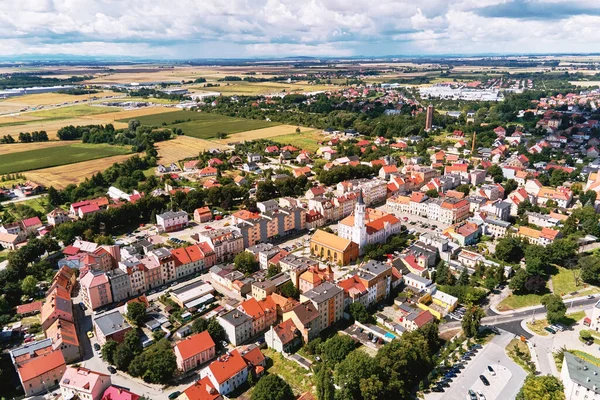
(337, 189, 402, 255)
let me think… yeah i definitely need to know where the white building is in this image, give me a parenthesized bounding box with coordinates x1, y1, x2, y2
(156, 210, 188, 233)
(200, 349, 249, 395)
(218, 309, 253, 346)
(562, 351, 600, 400)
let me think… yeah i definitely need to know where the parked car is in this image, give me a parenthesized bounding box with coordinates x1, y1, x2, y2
(168, 392, 181, 400)
(544, 326, 556, 334)
(432, 386, 444, 393)
(586, 339, 594, 346)
(588, 295, 595, 299)
(479, 375, 490, 386)
(468, 389, 477, 400)
(107, 366, 117, 374)
(477, 390, 486, 400)
(93, 343, 101, 351)
(487, 365, 495, 376)
(87, 331, 94, 338)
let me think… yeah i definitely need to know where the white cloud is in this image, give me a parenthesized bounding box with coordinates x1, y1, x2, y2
(0, 0, 599, 57)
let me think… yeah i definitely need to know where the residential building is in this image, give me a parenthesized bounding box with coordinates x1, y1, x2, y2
(518, 226, 562, 246)
(484, 218, 511, 238)
(264, 319, 302, 353)
(198, 229, 244, 263)
(175, 331, 216, 372)
(310, 229, 359, 266)
(194, 207, 213, 223)
(47, 208, 70, 226)
(14, 348, 66, 397)
(101, 386, 141, 400)
(561, 352, 600, 400)
(300, 282, 344, 333)
(156, 210, 189, 233)
(80, 270, 113, 310)
(336, 179, 387, 206)
(0, 232, 20, 250)
(60, 367, 111, 400)
(218, 309, 253, 346)
(200, 349, 249, 396)
(237, 296, 277, 336)
(338, 260, 392, 308)
(178, 377, 222, 400)
(282, 301, 320, 342)
(106, 268, 131, 303)
(46, 318, 80, 363)
(41, 287, 73, 330)
(93, 310, 132, 345)
(298, 265, 334, 294)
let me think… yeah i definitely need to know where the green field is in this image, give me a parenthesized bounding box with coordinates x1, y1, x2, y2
(122, 110, 278, 139)
(272, 129, 323, 152)
(0, 143, 132, 174)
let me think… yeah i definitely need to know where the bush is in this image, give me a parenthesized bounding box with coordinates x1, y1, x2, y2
(580, 330, 593, 341)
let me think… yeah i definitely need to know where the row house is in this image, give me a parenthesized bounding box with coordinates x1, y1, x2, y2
(237, 297, 277, 337)
(197, 228, 244, 263)
(174, 331, 216, 372)
(518, 226, 562, 246)
(536, 186, 573, 208)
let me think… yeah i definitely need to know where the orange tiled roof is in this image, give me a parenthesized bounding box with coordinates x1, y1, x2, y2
(17, 350, 65, 383)
(176, 331, 215, 360)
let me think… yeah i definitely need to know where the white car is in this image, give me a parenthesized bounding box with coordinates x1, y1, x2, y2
(477, 390, 486, 400)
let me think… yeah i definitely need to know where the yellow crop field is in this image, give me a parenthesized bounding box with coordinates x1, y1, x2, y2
(192, 81, 337, 95)
(25, 154, 136, 189)
(155, 136, 227, 164)
(0, 90, 122, 114)
(214, 125, 316, 144)
(0, 140, 74, 156)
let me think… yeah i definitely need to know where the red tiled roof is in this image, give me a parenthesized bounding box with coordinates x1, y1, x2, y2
(241, 346, 265, 367)
(182, 377, 221, 400)
(16, 301, 42, 314)
(17, 350, 65, 382)
(21, 216, 42, 227)
(208, 349, 247, 384)
(176, 331, 215, 360)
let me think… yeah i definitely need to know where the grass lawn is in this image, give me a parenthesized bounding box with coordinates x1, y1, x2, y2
(552, 266, 585, 296)
(0, 143, 132, 174)
(122, 110, 278, 140)
(262, 349, 314, 395)
(506, 338, 535, 373)
(272, 129, 324, 152)
(497, 293, 544, 311)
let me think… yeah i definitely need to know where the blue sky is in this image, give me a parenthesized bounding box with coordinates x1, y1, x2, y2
(1, 0, 600, 58)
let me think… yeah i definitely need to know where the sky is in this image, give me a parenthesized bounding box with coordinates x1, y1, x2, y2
(2, 0, 600, 59)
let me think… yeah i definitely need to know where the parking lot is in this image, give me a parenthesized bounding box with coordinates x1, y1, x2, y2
(426, 331, 526, 400)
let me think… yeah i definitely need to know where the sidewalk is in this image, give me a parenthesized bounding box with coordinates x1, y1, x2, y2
(490, 294, 595, 315)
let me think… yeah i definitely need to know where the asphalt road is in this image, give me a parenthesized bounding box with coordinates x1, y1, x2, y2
(426, 331, 527, 400)
(443, 296, 599, 337)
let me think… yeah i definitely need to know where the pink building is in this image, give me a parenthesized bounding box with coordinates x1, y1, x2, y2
(60, 367, 111, 400)
(101, 385, 140, 400)
(80, 270, 113, 310)
(174, 331, 216, 372)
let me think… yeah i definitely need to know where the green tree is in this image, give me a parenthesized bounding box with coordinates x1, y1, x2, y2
(502, 179, 518, 196)
(579, 255, 600, 284)
(461, 306, 485, 337)
(457, 268, 470, 286)
(495, 236, 525, 263)
(315, 367, 335, 400)
(102, 340, 119, 365)
(126, 301, 147, 327)
(234, 252, 259, 275)
(542, 294, 567, 324)
(278, 281, 300, 300)
(114, 344, 134, 371)
(124, 329, 142, 355)
(207, 318, 227, 346)
(192, 317, 209, 333)
(267, 264, 281, 278)
(20, 275, 38, 296)
(321, 335, 356, 365)
(516, 375, 565, 400)
(508, 268, 529, 293)
(251, 374, 294, 400)
(334, 350, 377, 398)
(348, 302, 371, 323)
(47, 186, 62, 207)
(425, 189, 439, 198)
(360, 375, 385, 400)
(488, 164, 504, 183)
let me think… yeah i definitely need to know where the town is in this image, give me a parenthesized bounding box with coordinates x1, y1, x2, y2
(2, 11, 600, 399)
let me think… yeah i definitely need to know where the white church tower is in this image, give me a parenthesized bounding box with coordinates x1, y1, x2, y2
(352, 190, 368, 254)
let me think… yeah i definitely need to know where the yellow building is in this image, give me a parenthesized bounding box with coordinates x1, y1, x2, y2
(310, 230, 359, 266)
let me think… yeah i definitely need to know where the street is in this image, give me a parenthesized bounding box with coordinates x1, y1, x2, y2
(426, 331, 527, 400)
